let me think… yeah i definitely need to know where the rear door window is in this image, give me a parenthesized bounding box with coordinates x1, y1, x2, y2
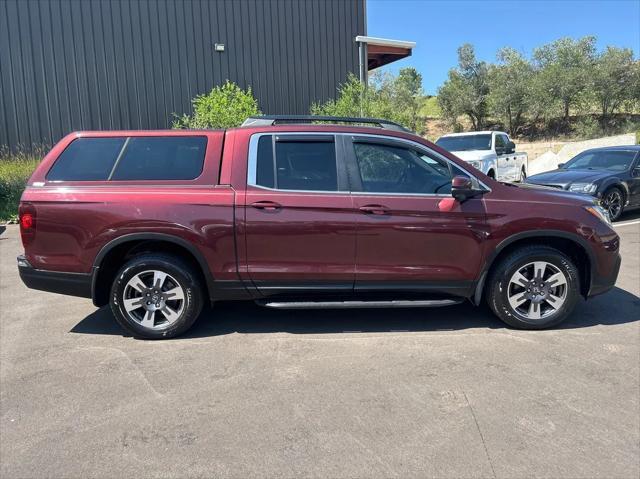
(110, 136, 207, 181)
(46, 137, 125, 181)
(254, 135, 338, 191)
(255, 135, 275, 188)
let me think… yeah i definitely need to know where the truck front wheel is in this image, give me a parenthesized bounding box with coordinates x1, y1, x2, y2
(486, 246, 580, 329)
(109, 253, 204, 339)
(487, 170, 496, 179)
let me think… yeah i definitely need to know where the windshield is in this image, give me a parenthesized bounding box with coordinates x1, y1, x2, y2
(564, 150, 636, 171)
(436, 134, 492, 152)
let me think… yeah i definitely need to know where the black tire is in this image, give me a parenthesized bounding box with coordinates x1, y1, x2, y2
(485, 246, 580, 330)
(487, 170, 496, 179)
(601, 186, 624, 222)
(520, 167, 526, 181)
(109, 254, 204, 339)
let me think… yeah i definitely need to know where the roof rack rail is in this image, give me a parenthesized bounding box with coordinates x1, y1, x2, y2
(241, 115, 411, 133)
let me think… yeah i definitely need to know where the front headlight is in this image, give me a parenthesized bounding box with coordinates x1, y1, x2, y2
(569, 182, 598, 194)
(469, 160, 482, 170)
(585, 205, 611, 225)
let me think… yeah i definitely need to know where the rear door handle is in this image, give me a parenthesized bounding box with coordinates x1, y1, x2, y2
(359, 204, 390, 215)
(250, 200, 282, 211)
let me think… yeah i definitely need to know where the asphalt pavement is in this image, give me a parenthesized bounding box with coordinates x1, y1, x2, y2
(1, 215, 638, 478)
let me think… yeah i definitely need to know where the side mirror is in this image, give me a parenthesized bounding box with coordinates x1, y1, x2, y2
(506, 141, 516, 154)
(557, 162, 566, 169)
(451, 175, 475, 202)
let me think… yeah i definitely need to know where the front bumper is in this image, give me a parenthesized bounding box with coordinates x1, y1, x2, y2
(588, 252, 621, 297)
(17, 255, 92, 298)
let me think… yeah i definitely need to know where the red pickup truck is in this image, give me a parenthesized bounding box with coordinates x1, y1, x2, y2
(18, 116, 620, 339)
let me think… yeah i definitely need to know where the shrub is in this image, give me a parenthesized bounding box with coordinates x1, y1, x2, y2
(173, 80, 261, 129)
(0, 148, 41, 222)
(573, 115, 601, 140)
(311, 73, 387, 119)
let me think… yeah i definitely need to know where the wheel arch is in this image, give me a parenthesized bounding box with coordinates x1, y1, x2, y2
(91, 233, 215, 307)
(473, 230, 595, 305)
(601, 180, 629, 205)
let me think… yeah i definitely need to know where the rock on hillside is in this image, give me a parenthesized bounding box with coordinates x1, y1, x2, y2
(525, 133, 636, 175)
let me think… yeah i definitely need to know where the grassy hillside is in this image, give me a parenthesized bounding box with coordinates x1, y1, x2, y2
(420, 96, 441, 118)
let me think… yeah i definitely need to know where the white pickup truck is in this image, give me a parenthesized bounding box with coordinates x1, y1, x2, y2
(436, 131, 528, 182)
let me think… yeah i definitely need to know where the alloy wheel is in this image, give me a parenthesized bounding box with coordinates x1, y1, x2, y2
(122, 270, 185, 329)
(507, 261, 568, 321)
(601, 190, 622, 220)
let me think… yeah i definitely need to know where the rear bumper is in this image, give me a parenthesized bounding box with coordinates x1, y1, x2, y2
(17, 256, 92, 298)
(588, 252, 621, 297)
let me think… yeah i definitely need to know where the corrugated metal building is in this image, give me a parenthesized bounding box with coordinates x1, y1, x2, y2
(0, 0, 367, 149)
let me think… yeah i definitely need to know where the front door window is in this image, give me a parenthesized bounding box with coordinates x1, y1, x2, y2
(354, 142, 454, 195)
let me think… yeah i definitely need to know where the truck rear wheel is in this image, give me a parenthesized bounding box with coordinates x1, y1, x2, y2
(109, 254, 204, 339)
(486, 246, 580, 329)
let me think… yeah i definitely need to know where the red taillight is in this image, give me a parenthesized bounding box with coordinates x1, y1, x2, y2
(20, 213, 34, 229)
(18, 203, 36, 247)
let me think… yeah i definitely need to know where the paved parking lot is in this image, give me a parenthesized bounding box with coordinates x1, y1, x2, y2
(1, 216, 639, 478)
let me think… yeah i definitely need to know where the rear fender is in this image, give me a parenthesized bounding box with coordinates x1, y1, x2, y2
(92, 232, 216, 305)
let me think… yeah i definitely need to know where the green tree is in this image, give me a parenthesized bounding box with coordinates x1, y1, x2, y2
(390, 68, 425, 133)
(437, 44, 490, 130)
(173, 80, 260, 129)
(311, 73, 383, 118)
(311, 70, 426, 134)
(488, 48, 533, 135)
(592, 47, 638, 125)
(532, 36, 597, 123)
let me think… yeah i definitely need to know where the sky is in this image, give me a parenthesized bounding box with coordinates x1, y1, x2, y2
(367, 0, 640, 94)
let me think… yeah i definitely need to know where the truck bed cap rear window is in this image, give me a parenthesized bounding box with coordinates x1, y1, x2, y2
(46, 136, 207, 182)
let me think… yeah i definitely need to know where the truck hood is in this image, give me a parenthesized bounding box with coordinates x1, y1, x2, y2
(526, 168, 614, 188)
(449, 150, 494, 162)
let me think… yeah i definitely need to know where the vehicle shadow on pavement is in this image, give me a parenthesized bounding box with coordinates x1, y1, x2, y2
(618, 210, 640, 222)
(71, 286, 639, 339)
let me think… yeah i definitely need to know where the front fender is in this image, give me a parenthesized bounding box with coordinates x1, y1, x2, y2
(482, 158, 498, 175)
(598, 178, 630, 204)
(472, 229, 598, 305)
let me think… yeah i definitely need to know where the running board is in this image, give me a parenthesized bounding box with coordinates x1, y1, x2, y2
(257, 299, 462, 309)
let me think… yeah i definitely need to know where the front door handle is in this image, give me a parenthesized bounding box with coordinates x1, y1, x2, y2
(250, 200, 282, 211)
(359, 204, 390, 215)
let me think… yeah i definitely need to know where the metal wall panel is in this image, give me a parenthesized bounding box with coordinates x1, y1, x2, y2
(0, 0, 365, 150)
